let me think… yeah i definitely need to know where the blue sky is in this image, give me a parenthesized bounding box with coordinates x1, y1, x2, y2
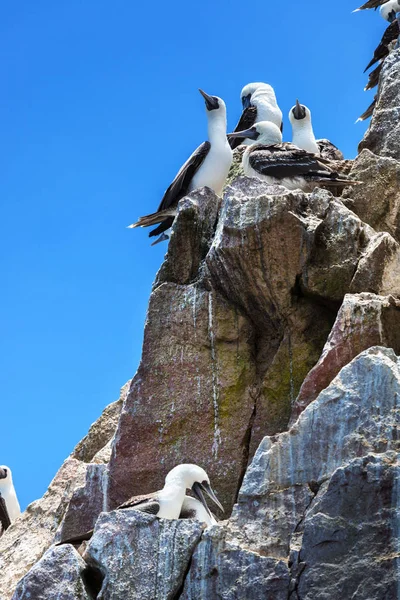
(0, 0, 383, 509)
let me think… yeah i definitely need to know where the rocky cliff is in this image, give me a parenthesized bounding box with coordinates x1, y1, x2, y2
(2, 50, 400, 600)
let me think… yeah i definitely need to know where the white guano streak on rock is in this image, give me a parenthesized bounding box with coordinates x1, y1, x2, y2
(208, 292, 221, 458)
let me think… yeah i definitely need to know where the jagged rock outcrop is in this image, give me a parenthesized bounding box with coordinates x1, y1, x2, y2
(359, 49, 400, 161)
(181, 347, 400, 599)
(84, 511, 203, 600)
(3, 33, 400, 600)
(12, 546, 91, 600)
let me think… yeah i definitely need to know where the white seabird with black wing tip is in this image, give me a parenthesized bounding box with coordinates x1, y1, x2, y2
(228, 122, 360, 193)
(57, 463, 223, 545)
(0, 465, 21, 535)
(289, 100, 319, 154)
(128, 90, 232, 245)
(229, 82, 283, 150)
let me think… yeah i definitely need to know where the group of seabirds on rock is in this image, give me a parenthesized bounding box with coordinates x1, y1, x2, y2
(354, 0, 400, 121)
(129, 84, 360, 245)
(4, 5, 400, 551)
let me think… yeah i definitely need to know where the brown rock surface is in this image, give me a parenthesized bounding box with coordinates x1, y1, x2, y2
(291, 293, 400, 422)
(345, 149, 400, 244)
(0, 459, 87, 600)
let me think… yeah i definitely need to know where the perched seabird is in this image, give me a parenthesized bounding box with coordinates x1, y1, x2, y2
(289, 100, 319, 154)
(57, 463, 222, 545)
(380, 0, 400, 21)
(128, 90, 232, 245)
(229, 82, 283, 150)
(364, 19, 399, 71)
(356, 95, 377, 121)
(227, 122, 360, 193)
(117, 463, 223, 518)
(0, 466, 21, 534)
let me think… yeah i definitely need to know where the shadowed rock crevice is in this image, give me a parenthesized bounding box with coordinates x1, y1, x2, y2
(81, 564, 105, 600)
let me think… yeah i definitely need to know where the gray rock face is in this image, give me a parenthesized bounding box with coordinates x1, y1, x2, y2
(359, 49, 400, 160)
(231, 347, 400, 558)
(83, 510, 204, 600)
(346, 149, 400, 244)
(295, 453, 400, 600)
(181, 525, 290, 600)
(11, 541, 90, 600)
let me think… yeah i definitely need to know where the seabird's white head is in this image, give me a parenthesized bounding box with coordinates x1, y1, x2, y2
(160, 463, 224, 520)
(240, 82, 275, 108)
(0, 466, 21, 523)
(289, 100, 319, 154)
(380, 0, 400, 21)
(228, 120, 283, 146)
(199, 89, 228, 140)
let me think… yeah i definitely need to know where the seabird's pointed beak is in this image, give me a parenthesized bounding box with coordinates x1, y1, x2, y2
(293, 99, 306, 120)
(227, 126, 259, 141)
(199, 89, 220, 111)
(192, 482, 213, 517)
(242, 94, 251, 109)
(196, 481, 224, 513)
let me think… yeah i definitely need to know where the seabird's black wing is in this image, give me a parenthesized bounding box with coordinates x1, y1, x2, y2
(118, 491, 160, 515)
(0, 494, 11, 534)
(365, 62, 383, 90)
(358, 96, 377, 121)
(357, 0, 387, 9)
(364, 20, 399, 72)
(157, 141, 211, 212)
(229, 106, 258, 150)
(248, 144, 327, 179)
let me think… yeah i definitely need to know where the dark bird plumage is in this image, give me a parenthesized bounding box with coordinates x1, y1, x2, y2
(130, 141, 211, 238)
(365, 62, 383, 90)
(357, 96, 377, 121)
(364, 19, 399, 72)
(0, 493, 11, 535)
(229, 107, 258, 150)
(356, 0, 388, 9)
(246, 144, 359, 189)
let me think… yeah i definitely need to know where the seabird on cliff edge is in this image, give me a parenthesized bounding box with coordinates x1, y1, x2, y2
(0, 466, 21, 535)
(228, 122, 360, 193)
(364, 19, 400, 71)
(380, 0, 400, 21)
(128, 90, 232, 245)
(57, 463, 223, 545)
(289, 101, 319, 154)
(229, 82, 283, 150)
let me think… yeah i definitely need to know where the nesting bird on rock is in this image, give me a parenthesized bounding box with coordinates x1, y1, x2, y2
(229, 82, 283, 150)
(227, 121, 360, 193)
(128, 89, 232, 245)
(57, 464, 222, 545)
(0, 466, 21, 535)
